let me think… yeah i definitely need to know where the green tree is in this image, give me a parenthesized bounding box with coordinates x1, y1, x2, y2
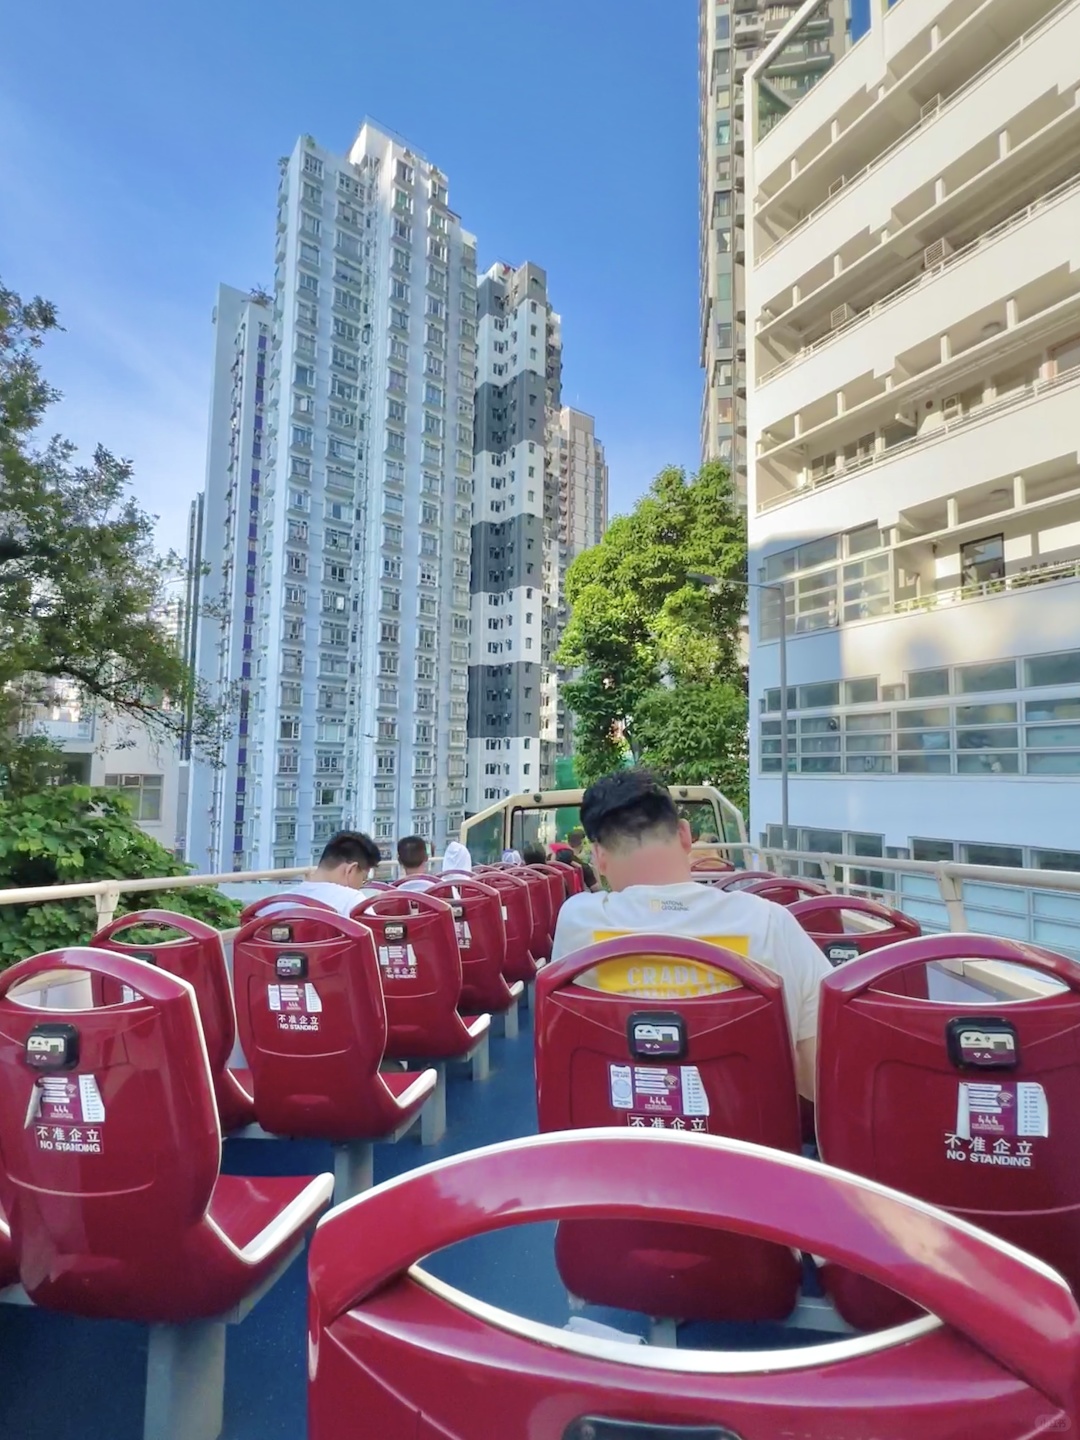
(0, 281, 215, 789)
(558, 461, 748, 806)
(0, 786, 240, 967)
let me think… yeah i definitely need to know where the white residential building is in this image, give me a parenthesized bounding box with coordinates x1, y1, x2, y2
(190, 124, 476, 869)
(745, 0, 1080, 874)
(467, 264, 607, 811)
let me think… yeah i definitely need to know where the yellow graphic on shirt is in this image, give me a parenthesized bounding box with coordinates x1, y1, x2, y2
(581, 933, 750, 998)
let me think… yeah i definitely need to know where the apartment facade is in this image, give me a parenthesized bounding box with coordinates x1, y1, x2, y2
(699, 0, 851, 499)
(744, 0, 1080, 874)
(191, 125, 476, 869)
(467, 262, 607, 812)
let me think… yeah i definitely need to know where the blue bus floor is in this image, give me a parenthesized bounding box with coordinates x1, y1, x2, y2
(0, 1004, 833, 1440)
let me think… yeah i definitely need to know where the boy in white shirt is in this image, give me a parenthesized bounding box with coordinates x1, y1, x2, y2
(551, 770, 831, 1100)
(397, 835, 437, 892)
(264, 831, 382, 917)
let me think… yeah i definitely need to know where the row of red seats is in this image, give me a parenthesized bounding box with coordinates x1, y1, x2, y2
(533, 912, 1080, 1333)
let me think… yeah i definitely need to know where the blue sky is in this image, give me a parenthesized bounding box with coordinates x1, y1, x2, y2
(0, 0, 702, 556)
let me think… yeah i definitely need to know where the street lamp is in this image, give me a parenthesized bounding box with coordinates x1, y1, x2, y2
(687, 571, 790, 852)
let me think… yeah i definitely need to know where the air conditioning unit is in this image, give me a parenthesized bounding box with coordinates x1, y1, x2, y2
(882, 684, 906, 702)
(828, 176, 846, 197)
(920, 95, 942, 121)
(923, 238, 953, 269)
(942, 394, 963, 420)
(830, 302, 857, 329)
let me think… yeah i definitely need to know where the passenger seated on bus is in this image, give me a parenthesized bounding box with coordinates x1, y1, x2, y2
(566, 828, 600, 892)
(398, 835, 437, 892)
(551, 770, 831, 1099)
(441, 839, 473, 873)
(522, 843, 548, 866)
(265, 831, 382, 917)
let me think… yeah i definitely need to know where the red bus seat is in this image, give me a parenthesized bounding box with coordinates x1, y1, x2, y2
(519, 867, 555, 966)
(470, 870, 538, 985)
(817, 933, 1080, 1329)
(240, 892, 334, 923)
(535, 936, 802, 1322)
(715, 869, 786, 891)
(788, 893, 926, 998)
(0, 1200, 15, 1289)
(232, 909, 436, 1170)
(426, 880, 523, 1026)
(308, 1130, 1080, 1440)
(531, 863, 568, 924)
(0, 947, 332, 1440)
(545, 859, 584, 897)
(743, 876, 829, 905)
(91, 910, 255, 1132)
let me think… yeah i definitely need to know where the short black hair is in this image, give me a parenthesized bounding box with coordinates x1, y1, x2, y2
(397, 835, 428, 869)
(567, 827, 585, 846)
(579, 769, 678, 850)
(522, 842, 548, 865)
(319, 831, 381, 871)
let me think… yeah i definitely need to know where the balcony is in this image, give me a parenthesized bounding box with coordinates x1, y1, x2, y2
(894, 556, 1080, 618)
(20, 717, 95, 745)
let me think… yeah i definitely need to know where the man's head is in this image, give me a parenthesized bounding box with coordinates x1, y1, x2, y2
(567, 827, 586, 854)
(522, 842, 547, 866)
(315, 831, 382, 889)
(579, 769, 692, 890)
(397, 835, 429, 875)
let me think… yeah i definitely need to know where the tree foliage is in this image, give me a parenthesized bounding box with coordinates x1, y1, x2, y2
(0, 786, 240, 967)
(558, 462, 748, 809)
(0, 280, 216, 790)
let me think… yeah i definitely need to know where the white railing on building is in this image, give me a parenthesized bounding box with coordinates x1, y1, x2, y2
(893, 557, 1080, 615)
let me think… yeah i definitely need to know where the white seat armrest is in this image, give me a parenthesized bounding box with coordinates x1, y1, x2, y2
(237, 1173, 335, 1266)
(466, 1014, 491, 1040)
(508, 981, 525, 999)
(394, 1067, 439, 1111)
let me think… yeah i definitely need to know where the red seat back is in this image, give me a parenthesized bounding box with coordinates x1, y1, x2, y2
(350, 893, 475, 1060)
(426, 881, 515, 1013)
(518, 868, 554, 964)
(531, 863, 567, 922)
(90, 910, 243, 1108)
(0, 948, 222, 1320)
(240, 892, 333, 923)
(743, 876, 828, 905)
(469, 871, 536, 984)
(818, 934, 1080, 1327)
(232, 909, 401, 1141)
(788, 893, 926, 998)
(715, 869, 784, 891)
(309, 1130, 1080, 1440)
(535, 936, 801, 1321)
(545, 859, 583, 897)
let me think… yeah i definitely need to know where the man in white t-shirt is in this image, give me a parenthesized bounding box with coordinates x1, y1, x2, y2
(397, 834, 437, 892)
(263, 831, 382, 917)
(551, 770, 831, 1100)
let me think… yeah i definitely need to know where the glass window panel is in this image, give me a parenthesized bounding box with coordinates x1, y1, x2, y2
(1025, 652, 1080, 688)
(898, 754, 952, 774)
(797, 536, 839, 570)
(957, 728, 1018, 750)
(848, 833, 885, 857)
(843, 677, 879, 705)
(803, 829, 844, 853)
(912, 838, 955, 862)
(956, 703, 1017, 726)
(845, 711, 893, 732)
(800, 717, 840, 735)
(762, 547, 799, 582)
(761, 719, 796, 736)
(800, 756, 842, 774)
(962, 842, 1024, 868)
(1033, 848, 1080, 871)
(797, 568, 837, 596)
(1026, 724, 1080, 748)
(908, 668, 950, 698)
(843, 554, 891, 580)
(897, 730, 951, 751)
(800, 736, 841, 754)
(761, 739, 783, 756)
(796, 609, 837, 634)
(1027, 752, 1080, 775)
(799, 682, 840, 710)
(845, 525, 884, 557)
(956, 659, 1017, 694)
(843, 596, 892, 623)
(763, 687, 798, 713)
(896, 707, 950, 729)
(845, 754, 893, 774)
(957, 753, 1020, 774)
(761, 755, 797, 773)
(1025, 697, 1080, 722)
(845, 734, 892, 753)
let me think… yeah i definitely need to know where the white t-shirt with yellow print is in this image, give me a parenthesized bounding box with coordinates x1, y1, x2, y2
(550, 882, 832, 1044)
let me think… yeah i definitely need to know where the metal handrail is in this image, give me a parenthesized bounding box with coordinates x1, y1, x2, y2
(756, 0, 1073, 262)
(758, 173, 1080, 382)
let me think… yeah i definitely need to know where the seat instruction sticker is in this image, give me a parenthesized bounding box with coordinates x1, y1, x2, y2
(31, 1074, 106, 1154)
(450, 905, 472, 950)
(945, 1081, 1048, 1168)
(267, 981, 323, 1032)
(377, 924, 418, 982)
(609, 1062, 710, 1131)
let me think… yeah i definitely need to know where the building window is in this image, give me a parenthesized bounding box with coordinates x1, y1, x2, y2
(960, 534, 1005, 587)
(1025, 651, 1080, 689)
(956, 660, 1017, 694)
(104, 773, 163, 823)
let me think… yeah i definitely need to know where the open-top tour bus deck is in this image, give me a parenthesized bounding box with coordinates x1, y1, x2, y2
(0, 784, 1079, 1438)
